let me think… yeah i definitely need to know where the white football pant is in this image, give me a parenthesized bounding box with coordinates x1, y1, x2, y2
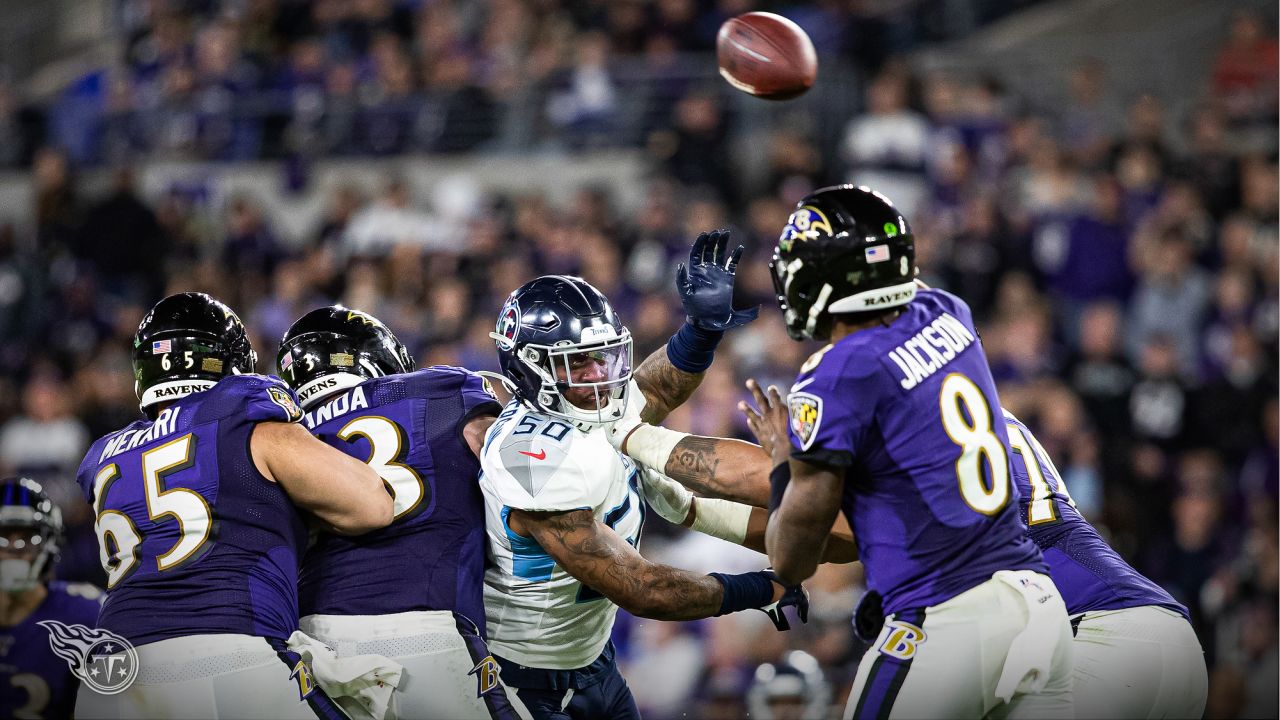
(302, 610, 527, 720)
(74, 633, 327, 719)
(1070, 605, 1207, 719)
(845, 570, 1075, 720)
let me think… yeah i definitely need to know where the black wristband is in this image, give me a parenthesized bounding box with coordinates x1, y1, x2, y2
(768, 462, 792, 514)
(709, 571, 775, 616)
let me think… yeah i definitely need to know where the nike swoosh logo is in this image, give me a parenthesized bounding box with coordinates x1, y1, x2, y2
(518, 449, 547, 460)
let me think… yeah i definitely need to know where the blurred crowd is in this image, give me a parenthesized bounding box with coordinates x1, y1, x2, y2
(0, 1, 1277, 719)
(0, 0, 1043, 164)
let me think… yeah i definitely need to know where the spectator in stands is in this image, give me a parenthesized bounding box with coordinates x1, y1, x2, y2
(841, 68, 929, 218)
(1126, 230, 1212, 377)
(76, 166, 169, 304)
(343, 178, 446, 256)
(1066, 301, 1136, 442)
(1060, 58, 1123, 169)
(1211, 9, 1279, 129)
(0, 373, 89, 477)
(546, 30, 619, 149)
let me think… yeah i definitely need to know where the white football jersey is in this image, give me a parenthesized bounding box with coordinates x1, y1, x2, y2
(479, 400, 645, 670)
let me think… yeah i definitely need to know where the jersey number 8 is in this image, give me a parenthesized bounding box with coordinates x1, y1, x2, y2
(939, 374, 1010, 515)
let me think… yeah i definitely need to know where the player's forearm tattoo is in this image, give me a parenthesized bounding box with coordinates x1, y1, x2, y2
(530, 509, 726, 620)
(663, 436, 771, 506)
(666, 436, 722, 493)
(634, 347, 705, 424)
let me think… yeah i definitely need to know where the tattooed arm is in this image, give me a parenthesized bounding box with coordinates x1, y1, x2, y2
(508, 507, 783, 620)
(633, 346, 706, 425)
(663, 435, 771, 506)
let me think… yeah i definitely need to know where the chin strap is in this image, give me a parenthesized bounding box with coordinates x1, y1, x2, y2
(474, 370, 518, 396)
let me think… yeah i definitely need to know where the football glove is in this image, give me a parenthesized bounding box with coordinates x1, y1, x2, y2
(677, 229, 759, 331)
(760, 570, 810, 631)
(637, 467, 693, 525)
(854, 589, 885, 643)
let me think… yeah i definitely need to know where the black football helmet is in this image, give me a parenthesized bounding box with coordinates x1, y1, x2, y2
(770, 185, 917, 341)
(0, 477, 63, 593)
(277, 305, 414, 408)
(746, 651, 832, 720)
(133, 292, 257, 415)
(491, 276, 633, 426)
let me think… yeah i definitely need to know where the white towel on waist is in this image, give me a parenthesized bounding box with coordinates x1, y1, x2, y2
(286, 630, 403, 720)
(992, 570, 1064, 702)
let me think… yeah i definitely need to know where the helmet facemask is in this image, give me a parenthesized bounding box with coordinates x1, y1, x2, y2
(511, 329, 634, 427)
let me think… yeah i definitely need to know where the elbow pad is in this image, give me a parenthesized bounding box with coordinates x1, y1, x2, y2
(620, 423, 689, 471)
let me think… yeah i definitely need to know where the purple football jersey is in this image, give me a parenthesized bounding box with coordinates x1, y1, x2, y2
(0, 581, 102, 720)
(787, 289, 1046, 615)
(75, 375, 309, 647)
(1004, 411, 1187, 618)
(297, 367, 501, 630)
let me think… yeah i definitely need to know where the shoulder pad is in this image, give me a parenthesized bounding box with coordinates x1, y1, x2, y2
(485, 409, 606, 510)
(212, 374, 304, 423)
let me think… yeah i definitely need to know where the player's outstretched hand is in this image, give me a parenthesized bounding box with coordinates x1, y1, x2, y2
(760, 570, 809, 631)
(854, 589, 885, 643)
(677, 229, 759, 331)
(739, 379, 790, 467)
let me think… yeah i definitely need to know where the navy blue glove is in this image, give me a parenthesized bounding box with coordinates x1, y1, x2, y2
(677, 229, 760, 331)
(854, 589, 885, 643)
(760, 570, 810, 631)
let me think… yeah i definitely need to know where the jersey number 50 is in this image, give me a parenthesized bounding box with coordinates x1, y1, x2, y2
(939, 374, 1010, 515)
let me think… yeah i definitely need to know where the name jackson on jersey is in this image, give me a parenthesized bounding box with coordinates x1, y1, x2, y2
(884, 312, 975, 390)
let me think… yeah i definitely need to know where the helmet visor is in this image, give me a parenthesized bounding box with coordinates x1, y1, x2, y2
(548, 338, 633, 412)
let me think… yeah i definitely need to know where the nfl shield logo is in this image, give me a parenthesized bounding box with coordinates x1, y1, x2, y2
(788, 392, 824, 451)
(267, 386, 303, 421)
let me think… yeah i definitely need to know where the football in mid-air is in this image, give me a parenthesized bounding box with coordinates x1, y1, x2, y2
(716, 12, 817, 100)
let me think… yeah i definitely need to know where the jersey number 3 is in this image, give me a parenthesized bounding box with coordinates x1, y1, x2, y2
(337, 416, 429, 522)
(939, 374, 1010, 515)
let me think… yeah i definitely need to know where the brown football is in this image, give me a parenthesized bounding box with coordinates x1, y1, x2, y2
(716, 12, 817, 100)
